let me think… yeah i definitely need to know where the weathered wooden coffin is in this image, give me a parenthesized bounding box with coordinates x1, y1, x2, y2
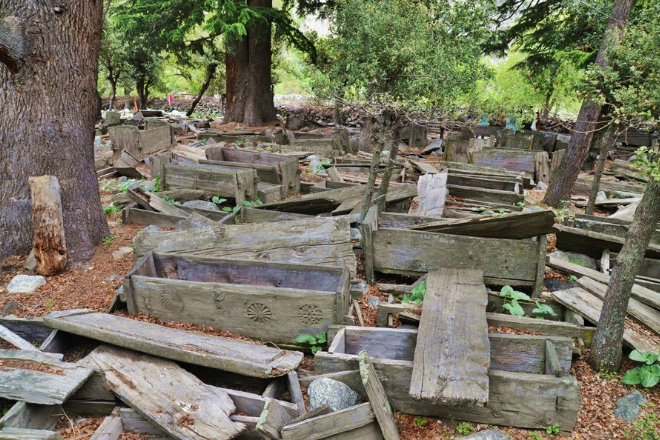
(205, 146, 301, 197)
(316, 326, 580, 433)
(124, 253, 351, 344)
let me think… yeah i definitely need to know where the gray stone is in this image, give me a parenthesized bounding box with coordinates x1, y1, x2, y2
(182, 200, 220, 211)
(614, 391, 647, 422)
(350, 228, 363, 241)
(112, 247, 134, 261)
(307, 378, 358, 412)
(142, 225, 163, 234)
(2, 301, 19, 315)
(543, 279, 576, 291)
(105, 111, 121, 125)
(596, 191, 607, 202)
(457, 429, 512, 440)
(613, 190, 642, 199)
(548, 250, 598, 271)
(522, 205, 546, 213)
(118, 176, 128, 182)
(24, 250, 36, 271)
(7, 275, 47, 294)
(286, 116, 304, 131)
(537, 181, 548, 191)
(367, 296, 380, 308)
(610, 201, 640, 222)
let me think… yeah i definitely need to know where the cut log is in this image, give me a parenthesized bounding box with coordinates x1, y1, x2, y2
(0, 350, 93, 405)
(551, 288, 660, 353)
(408, 269, 489, 406)
(408, 172, 447, 218)
(359, 352, 400, 440)
(44, 309, 303, 378)
(407, 210, 555, 239)
(547, 256, 660, 310)
(28, 176, 67, 276)
(89, 345, 245, 440)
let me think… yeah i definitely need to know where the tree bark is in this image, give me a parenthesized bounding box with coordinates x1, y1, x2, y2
(0, 1, 109, 263)
(586, 123, 617, 215)
(187, 63, 218, 117)
(589, 178, 660, 371)
(224, 0, 277, 126)
(542, 0, 635, 207)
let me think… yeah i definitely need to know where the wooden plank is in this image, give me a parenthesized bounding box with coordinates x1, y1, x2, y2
(409, 269, 489, 406)
(0, 350, 93, 405)
(359, 352, 400, 440)
(89, 345, 245, 440)
(574, 197, 641, 208)
(287, 371, 306, 417)
(256, 398, 294, 439)
(551, 288, 660, 353)
(545, 341, 563, 378)
(555, 224, 660, 259)
(0, 325, 40, 352)
(485, 313, 594, 346)
(327, 167, 346, 183)
(576, 277, 660, 336)
(409, 160, 438, 175)
(407, 210, 555, 239)
(470, 149, 537, 174)
(408, 172, 447, 218)
(547, 256, 660, 310)
(0, 402, 61, 431)
(446, 184, 523, 205)
(44, 310, 303, 379)
(0, 428, 62, 439)
(281, 403, 378, 440)
(89, 412, 123, 440)
(122, 206, 186, 228)
(372, 228, 542, 286)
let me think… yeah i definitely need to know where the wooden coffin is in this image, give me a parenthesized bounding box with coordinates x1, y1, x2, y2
(124, 253, 351, 344)
(315, 326, 580, 434)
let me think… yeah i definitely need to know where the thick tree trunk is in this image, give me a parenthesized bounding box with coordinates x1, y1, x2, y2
(589, 178, 660, 371)
(542, 0, 635, 207)
(0, 1, 109, 263)
(187, 63, 218, 117)
(224, 0, 277, 126)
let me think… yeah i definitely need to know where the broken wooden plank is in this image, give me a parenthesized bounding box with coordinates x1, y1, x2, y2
(545, 341, 563, 378)
(555, 224, 660, 259)
(576, 277, 660, 336)
(0, 402, 61, 431)
(0, 325, 40, 352)
(114, 150, 143, 179)
(287, 371, 306, 417)
(0, 427, 62, 439)
(551, 288, 660, 353)
(89, 411, 122, 440)
(256, 398, 294, 439)
(446, 184, 523, 205)
(408, 172, 447, 218)
(409, 160, 438, 175)
(327, 167, 346, 183)
(485, 313, 594, 346)
(89, 345, 245, 440)
(407, 210, 555, 239)
(0, 350, 93, 405)
(280, 403, 380, 440)
(574, 197, 641, 208)
(44, 310, 303, 378)
(547, 256, 660, 310)
(408, 269, 489, 406)
(470, 149, 537, 174)
(359, 352, 400, 440)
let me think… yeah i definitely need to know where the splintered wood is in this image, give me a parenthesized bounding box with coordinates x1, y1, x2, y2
(409, 269, 490, 406)
(28, 176, 67, 276)
(89, 345, 245, 440)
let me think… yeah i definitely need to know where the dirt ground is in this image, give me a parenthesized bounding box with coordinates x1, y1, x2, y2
(1, 182, 659, 439)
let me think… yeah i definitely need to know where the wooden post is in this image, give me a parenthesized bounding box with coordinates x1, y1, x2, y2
(359, 136, 386, 221)
(28, 176, 67, 276)
(376, 140, 400, 213)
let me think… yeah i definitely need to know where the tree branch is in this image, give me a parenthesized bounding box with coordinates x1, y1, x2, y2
(0, 16, 26, 72)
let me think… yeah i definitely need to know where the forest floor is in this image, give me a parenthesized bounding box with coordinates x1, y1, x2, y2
(1, 178, 659, 439)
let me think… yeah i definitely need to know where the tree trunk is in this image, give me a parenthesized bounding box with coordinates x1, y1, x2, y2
(586, 123, 617, 215)
(187, 63, 218, 117)
(224, 0, 277, 126)
(542, 0, 635, 207)
(541, 91, 552, 120)
(29, 176, 67, 276)
(359, 114, 374, 152)
(0, 1, 109, 263)
(108, 79, 117, 111)
(589, 178, 660, 371)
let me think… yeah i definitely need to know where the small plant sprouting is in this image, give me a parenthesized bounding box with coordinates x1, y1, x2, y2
(568, 275, 578, 282)
(456, 422, 476, 436)
(527, 433, 543, 440)
(295, 332, 327, 354)
(403, 280, 426, 303)
(532, 301, 557, 318)
(103, 203, 121, 216)
(162, 196, 181, 205)
(212, 196, 227, 206)
(621, 349, 660, 388)
(623, 403, 659, 440)
(414, 417, 428, 428)
(231, 199, 263, 215)
(499, 285, 530, 317)
(43, 298, 55, 309)
(153, 177, 162, 192)
(546, 424, 560, 435)
(102, 235, 115, 246)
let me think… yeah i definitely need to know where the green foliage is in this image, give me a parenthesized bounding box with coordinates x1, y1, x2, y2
(624, 403, 660, 440)
(102, 235, 115, 246)
(295, 332, 327, 354)
(546, 424, 560, 435)
(403, 281, 426, 304)
(527, 433, 543, 440)
(230, 199, 264, 215)
(621, 350, 660, 388)
(103, 204, 122, 216)
(568, 275, 578, 282)
(414, 417, 428, 428)
(568, 258, 587, 267)
(456, 422, 476, 436)
(633, 147, 660, 182)
(500, 285, 530, 317)
(532, 301, 558, 317)
(212, 196, 227, 205)
(162, 196, 181, 205)
(153, 177, 162, 192)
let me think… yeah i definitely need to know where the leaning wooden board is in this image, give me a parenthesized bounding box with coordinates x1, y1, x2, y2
(89, 345, 245, 440)
(0, 350, 93, 405)
(43, 309, 303, 378)
(551, 288, 660, 353)
(470, 149, 537, 174)
(409, 269, 490, 406)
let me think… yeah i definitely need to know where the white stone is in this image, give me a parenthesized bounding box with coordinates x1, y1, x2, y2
(7, 275, 47, 294)
(112, 247, 134, 261)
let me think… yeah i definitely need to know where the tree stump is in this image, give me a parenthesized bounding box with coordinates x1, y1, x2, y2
(29, 176, 67, 275)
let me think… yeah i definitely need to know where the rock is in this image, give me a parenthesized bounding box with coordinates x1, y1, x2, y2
(612, 190, 642, 199)
(112, 247, 134, 261)
(614, 391, 647, 422)
(2, 301, 19, 315)
(7, 275, 47, 294)
(143, 225, 163, 233)
(350, 228, 363, 241)
(537, 181, 548, 191)
(457, 428, 512, 440)
(24, 250, 37, 271)
(422, 138, 443, 155)
(367, 296, 380, 308)
(543, 279, 576, 291)
(596, 191, 607, 202)
(548, 250, 598, 271)
(119, 176, 128, 182)
(610, 201, 639, 222)
(182, 200, 220, 211)
(307, 378, 358, 412)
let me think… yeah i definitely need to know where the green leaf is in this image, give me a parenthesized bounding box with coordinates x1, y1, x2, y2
(255, 199, 264, 206)
(222, 207, 232, 212)
(503, 299, 525, 316)
(509, 290, 531, 301)
(402, 293, 413, 303)
(233, 205, 242, 214)
(639, 364, 660, 388)
(500, 285, 514, 298)
(212, 196, 227, 205)
(630, 350, 659, 365)
(295, 334, 318, 345)
(311, 346, 322, 354)
(315, 332, 327, 344)
(621, 367, 643, 385)
(532, 301, 558, 317)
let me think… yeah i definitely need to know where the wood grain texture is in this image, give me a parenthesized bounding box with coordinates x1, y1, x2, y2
(89, 345, 245, 440)
(470, 149, 537, 174)
(256, 398, 293, 439)
(0, 402, 61, 431)
(28, 176, 67, 275)
(0, 350, 93, 405)
(0, 427, 62, 439)
(359, 352, 400, 440)
(0, 324, 40, 352)
(281, 403, 380, 440)
(555, 224, 660, 260)
(409, 269, 490, 406)
(408, 172, 447, 218)
(44, 310, 302, 378)
(89, 413, 122, 440)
